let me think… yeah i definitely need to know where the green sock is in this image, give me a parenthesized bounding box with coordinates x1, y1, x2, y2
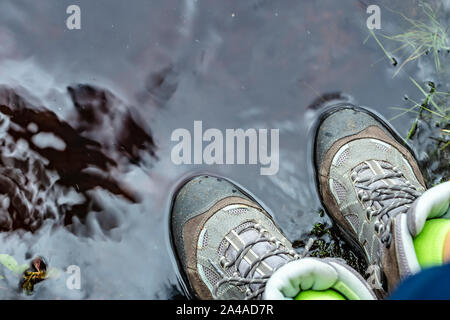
(414, 218, 450, 268)
(294, 289, 346, 300)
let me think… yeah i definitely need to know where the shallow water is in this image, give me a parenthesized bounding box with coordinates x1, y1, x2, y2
(0, 0, 448, 299)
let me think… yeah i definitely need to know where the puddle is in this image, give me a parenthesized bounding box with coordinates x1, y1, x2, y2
(0, 0, 447, 298)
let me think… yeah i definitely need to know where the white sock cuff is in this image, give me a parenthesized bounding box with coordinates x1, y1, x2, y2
(263, 257, 376, 300)
(408, 181, 450, 237)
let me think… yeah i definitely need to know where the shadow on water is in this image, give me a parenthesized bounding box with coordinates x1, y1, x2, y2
(0, 85, 156, 233)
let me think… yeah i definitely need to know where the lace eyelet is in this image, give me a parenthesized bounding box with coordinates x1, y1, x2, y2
(381, 234, 391, 245)
(374, 222, 385, 235)
(365, 208, 373, 220)
(357, 190, 365, 200)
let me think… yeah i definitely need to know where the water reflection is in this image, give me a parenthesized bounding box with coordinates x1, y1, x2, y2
(0, 0, 447, 299)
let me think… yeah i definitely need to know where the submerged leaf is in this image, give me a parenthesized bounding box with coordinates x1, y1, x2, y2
(0, 254, 20, 273)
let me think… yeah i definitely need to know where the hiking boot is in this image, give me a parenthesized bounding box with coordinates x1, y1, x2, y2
(170, 174, 376, 300)
(313, 104, 427, 294)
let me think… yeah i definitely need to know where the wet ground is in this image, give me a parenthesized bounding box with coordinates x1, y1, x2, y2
(0, 0, 448, 299)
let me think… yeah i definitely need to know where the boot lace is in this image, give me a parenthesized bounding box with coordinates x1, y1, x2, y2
(352, 162, 423, 247)
(209, 224, 313, 300)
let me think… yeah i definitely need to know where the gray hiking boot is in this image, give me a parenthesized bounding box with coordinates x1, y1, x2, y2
(314, 104, 427, 294)
(170, 175, 299, 300)
(170, 174, 377, 300)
